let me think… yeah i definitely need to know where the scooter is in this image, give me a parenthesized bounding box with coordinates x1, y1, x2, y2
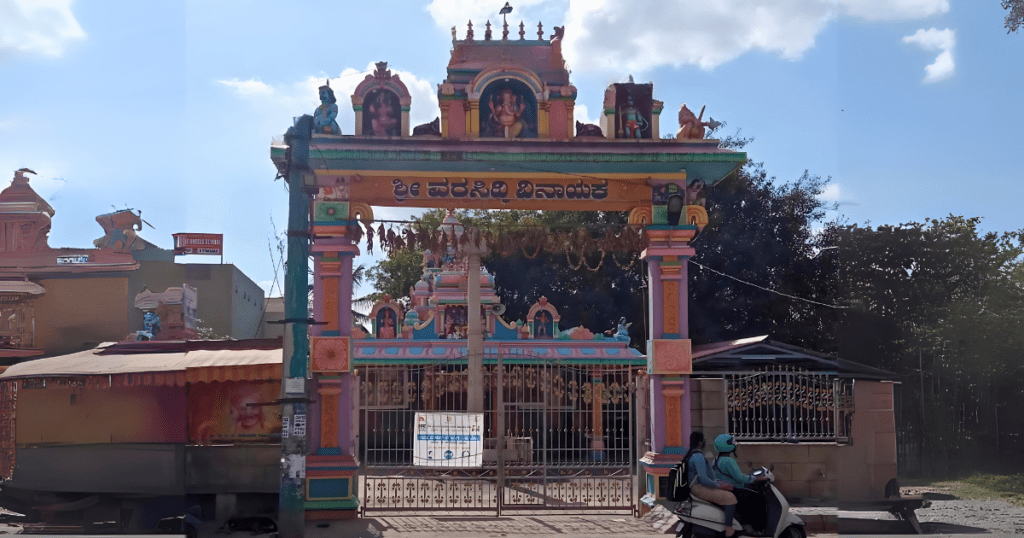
(673, 467, 806, 538)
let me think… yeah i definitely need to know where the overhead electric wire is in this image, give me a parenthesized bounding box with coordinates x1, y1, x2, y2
(688, 259, 847, 309)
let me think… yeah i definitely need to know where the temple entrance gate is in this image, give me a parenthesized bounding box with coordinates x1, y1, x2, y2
(357, 354, 639, 514)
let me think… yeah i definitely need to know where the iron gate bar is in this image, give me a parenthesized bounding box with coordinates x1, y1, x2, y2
(357, 354, 637, 514)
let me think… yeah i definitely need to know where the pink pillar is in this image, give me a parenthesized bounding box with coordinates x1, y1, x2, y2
(641, 237, 697, 502)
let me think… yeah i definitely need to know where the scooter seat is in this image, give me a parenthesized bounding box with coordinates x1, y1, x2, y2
(690, 495, 725, 508)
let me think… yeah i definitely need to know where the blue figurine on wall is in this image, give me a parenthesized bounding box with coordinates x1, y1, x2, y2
(314, 81, 341, 135)
(605, 317, 631, 343)
(136, 311, 161, 341)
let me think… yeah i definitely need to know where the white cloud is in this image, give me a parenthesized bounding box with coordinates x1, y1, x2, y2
(574, 104, 598, 126)
(0, 0, 86, 58)
(217, 79, 274, 98)
(836, 0, 948, 21)
(216, 63, 440, 133)
(818, 183, 841, 202)
(902, 28, 956, 83)
(427, 0, 950, 73)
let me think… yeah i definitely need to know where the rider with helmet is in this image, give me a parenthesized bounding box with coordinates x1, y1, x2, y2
(713, 434, 772, 534)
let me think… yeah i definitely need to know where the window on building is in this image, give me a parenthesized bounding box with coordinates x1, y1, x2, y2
(0, 303, 34, 349)
(725, 369, 853, 444)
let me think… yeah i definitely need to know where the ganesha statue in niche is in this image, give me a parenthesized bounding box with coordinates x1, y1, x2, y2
(489, 88, 527, 138)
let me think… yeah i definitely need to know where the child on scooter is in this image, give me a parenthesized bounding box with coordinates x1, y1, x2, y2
(686, 431, 739, 537)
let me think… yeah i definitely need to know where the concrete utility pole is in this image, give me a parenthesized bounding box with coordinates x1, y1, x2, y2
(466, 227, 484, 413)
(279, 115, 312, 538)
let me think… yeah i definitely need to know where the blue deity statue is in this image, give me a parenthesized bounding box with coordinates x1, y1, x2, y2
(314, 82, 341, 135)
(136, 311, 162, 341)
(606, 317, 631, 343)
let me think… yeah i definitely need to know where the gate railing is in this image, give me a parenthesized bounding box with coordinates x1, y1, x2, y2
(357, 356, 638, 513)
(725, 368, 853, 443)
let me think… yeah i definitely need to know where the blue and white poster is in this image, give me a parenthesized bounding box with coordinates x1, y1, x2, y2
(413, 412, 483, 468)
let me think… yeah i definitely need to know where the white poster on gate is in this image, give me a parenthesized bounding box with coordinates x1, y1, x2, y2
(413, 412, 484, 468)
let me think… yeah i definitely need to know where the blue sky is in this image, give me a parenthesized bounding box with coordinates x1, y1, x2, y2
(1, 0, 1022, 298)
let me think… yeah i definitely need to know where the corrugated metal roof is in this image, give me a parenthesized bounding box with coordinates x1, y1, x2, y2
(0, 346, 282, 379)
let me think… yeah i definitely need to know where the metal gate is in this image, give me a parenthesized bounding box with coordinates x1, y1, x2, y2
(357, 357, 638, 513)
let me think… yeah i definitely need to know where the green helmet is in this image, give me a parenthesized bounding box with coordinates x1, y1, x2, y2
(714, 434, 736, 453)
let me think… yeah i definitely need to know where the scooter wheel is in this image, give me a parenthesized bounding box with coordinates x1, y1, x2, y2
(780, 525, 805, 538)
(676, 522, 693, 538)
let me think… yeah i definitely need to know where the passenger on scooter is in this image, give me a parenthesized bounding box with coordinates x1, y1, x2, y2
(685, 431, 738, 537)
(713, 434, 773, 534)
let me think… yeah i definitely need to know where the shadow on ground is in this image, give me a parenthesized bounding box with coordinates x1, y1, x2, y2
(839, 517, 990, 535)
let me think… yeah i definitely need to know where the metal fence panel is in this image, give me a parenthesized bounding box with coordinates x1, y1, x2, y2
(725, 369, 852, 443)
(358, 357, 636, 514)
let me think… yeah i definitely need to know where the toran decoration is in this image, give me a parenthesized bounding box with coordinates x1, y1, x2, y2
(360, 221, 652, 259)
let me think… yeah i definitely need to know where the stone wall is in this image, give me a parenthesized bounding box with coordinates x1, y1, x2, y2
(690, 378, 837, 500)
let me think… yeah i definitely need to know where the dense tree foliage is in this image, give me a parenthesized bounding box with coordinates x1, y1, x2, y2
(833, 217, 1024, 470)
(1005, 0, 1024, 33)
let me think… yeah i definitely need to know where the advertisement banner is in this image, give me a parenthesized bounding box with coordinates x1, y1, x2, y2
(187, 380, 282, 444)
(412, 412, 484, 468)
(173, 233, 223, 256)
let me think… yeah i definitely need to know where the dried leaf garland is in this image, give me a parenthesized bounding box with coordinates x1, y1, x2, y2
(364, 223, 375, 255)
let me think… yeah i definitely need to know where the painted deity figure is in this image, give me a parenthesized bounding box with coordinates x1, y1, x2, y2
(621, 95, 643, 139)
(676, 103, 710, 140)
(378, 309, 396, 339)
(605, 317, 632, 342)
(136, 311, 161, 341)
(314, 82, 341, 135)
(684, 179, 706, 207)
(369, 92, 399, 136)
(489, 88, 526, 138)
(535, 311, 551, 338)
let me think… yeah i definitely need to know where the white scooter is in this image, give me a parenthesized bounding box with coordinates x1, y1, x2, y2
(673, 467, 805, 538)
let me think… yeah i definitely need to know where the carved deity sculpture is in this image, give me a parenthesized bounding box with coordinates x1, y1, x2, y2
(575, 121, 603, 137)
(605, 317, 632, 343)
(314, 82, 341, 135)
(489, 88, 526, 138)
(378, 309, 396, 339)
(136, 311, 161, 341)
(684, 179, 706, 207)
(676, 103, 711, 140)
(369, 91, 399, 136)
(621, 95, 642, 139)
(94, 210, 143, 252)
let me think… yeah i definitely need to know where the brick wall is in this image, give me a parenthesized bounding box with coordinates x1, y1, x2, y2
(690, 377, 898, 502)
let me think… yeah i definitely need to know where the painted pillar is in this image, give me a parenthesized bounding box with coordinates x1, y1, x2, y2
(639, 227, 696, 505)
(306, 195, 360, 519)
(466, 232, 484, 413)
(590, 372, 606, 461)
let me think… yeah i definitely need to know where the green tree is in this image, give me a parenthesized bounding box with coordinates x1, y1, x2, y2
(833, 216, 1024, 471)
(1005, 0, 1024, 32)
